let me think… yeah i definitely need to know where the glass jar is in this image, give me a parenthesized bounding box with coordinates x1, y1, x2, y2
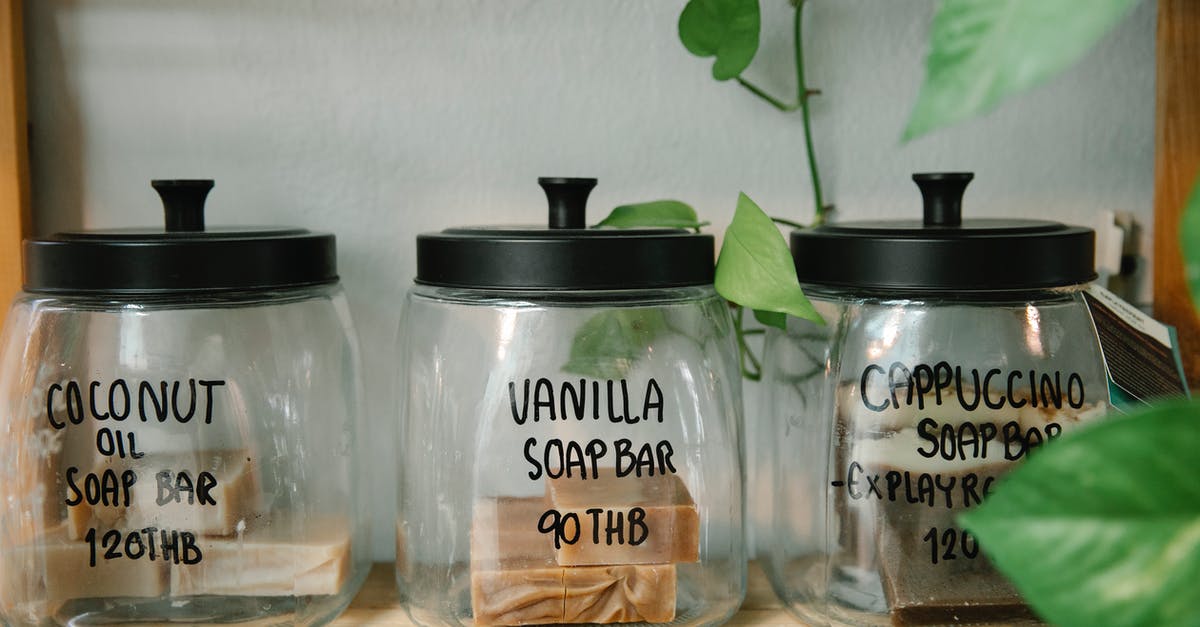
(395, 178, 746, 626)
(761, 173, 1109, 626)
(0, 180, 369, 625)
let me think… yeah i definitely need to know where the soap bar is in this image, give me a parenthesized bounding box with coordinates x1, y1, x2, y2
(0, 525, 167, 604)
(545, 473, 699, 565)
(878, 522, 1035, 627)
(171, 513, 351, 597)
(66, 450, 260, 540)
(562, 564, 676, 624)
(852, 395, 1106, 621)
(470, 496, 564, 626)
(469, 497, 679, 626)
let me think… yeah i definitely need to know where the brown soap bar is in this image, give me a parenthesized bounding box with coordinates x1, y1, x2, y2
(66, 450, 260, 540)
(562, 564, 676, 624)
(0, 525, 168, 605)
(470, 497, 565, 626)
(171, 513, 351, 597)
(469, 497, 678, 626)
(545, 472, 699, 566)
(878, 530, 1035, 627)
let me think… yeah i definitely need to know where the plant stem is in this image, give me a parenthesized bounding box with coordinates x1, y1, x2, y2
(793, 0, 827, 224)
(736, 77, 797, 113)
(771, 216, 806, 229)
(734, 307, 763, 381)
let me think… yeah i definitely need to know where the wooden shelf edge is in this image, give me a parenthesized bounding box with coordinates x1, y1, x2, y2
(335, 561, 806, 626)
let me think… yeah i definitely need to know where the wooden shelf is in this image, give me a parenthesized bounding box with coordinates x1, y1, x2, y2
(334, 561, 800, 625)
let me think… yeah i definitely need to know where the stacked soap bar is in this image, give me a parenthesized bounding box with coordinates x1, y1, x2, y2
(836, 382, 1108, 624)
(470, 473, 699, 626)
(1, 449, 351, 611)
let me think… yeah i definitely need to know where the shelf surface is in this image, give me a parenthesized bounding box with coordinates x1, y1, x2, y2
(334, 561, 799, 625)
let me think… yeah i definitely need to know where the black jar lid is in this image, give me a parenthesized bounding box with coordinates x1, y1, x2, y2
(415, 178, 715, 290)
(24, 180, 338, 295)
(790, 172, 1096, 292)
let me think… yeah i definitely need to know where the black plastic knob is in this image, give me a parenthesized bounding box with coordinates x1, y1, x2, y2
(913, 172, 973, 227)
(539, 177, 596, 229)
(153, 179, 214, 232)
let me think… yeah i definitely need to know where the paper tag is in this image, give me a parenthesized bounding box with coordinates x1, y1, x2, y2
(1083, 285, 1190, 411)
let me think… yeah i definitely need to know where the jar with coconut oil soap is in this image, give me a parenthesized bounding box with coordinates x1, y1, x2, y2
(396, 177, 746, 626)
(760, 173, 1110, 626)
(0, 180, 369, 625)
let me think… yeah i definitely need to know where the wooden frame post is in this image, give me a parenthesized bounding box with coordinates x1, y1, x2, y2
(1153, 0, 1200, 387)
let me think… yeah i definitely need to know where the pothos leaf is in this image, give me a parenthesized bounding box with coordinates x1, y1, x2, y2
(903, 0, 1139, 141)
(678, 0, 760, 81)
(562, 309, 668, 379)
(596, 201, 709, 230)
(960, 401, 1200, 627)
(714, 193, 823, 330)
(1181, 175, 1200, 313)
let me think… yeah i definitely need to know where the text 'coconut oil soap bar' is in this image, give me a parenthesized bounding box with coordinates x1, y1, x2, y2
(760, 173, 1116, 626)
(0, 181, 369, 626)
(395, 178, 746, 626)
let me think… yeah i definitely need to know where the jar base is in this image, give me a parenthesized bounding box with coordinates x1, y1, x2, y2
(34, 594, 355, 626)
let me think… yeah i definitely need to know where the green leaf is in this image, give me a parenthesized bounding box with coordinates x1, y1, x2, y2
(1181, 175, 1200, 312)
(960, 401, 1200, 627)
(563, 309, 668, 379)
(596, 201, 709, 230)
(903, 0, 1139, 141)
(715, 193, 823, 327)
(752, 309, 786, 330)
(678, 0, 760, 81)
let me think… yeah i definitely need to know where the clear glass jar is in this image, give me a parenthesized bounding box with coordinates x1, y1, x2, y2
(0, 287, 370, 625)
(0, 180, 369, 625)
(396, 177, 746, 626)
(397, 286, 745, 626)
(761, 173, 1110, 625)
(762, 286, 1108, 626)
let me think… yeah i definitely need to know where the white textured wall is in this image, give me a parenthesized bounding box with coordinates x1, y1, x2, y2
(26, 0, 1157, 560)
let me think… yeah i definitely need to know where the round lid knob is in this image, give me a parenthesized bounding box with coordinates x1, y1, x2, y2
(539, 177, 596, 229)
(914, 172, 973, 227)
(153, 179, 213, 232)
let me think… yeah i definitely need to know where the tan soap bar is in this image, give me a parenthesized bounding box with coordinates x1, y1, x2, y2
(471, 495, 555, 565)
(545, 472, 699, 566)
(470, 496, 564, 626)
(66, 450, 260, 540)
(469, 497, 678, 626)
(0, 525, 167, 604)
(563, 564, 676, 624)
(171, 513, 351, 597)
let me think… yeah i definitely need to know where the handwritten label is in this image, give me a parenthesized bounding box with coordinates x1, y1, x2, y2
(505, 377, 681, 550)
(832, 362, 1085, 565)
(49, 377, 228, 567)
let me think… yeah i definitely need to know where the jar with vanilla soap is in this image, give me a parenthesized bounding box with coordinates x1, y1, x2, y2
(396, 177, 746, 626)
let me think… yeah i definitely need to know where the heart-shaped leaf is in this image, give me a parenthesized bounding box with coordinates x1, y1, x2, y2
(678, 0, 760, 81)
(960, 401, 1200, 627)
(714, 193, 822, 330)
(904, 0, 1139, 141)
(563, 309, 668, 379)
(1180, 175, 1200, 312)
(597, 200, 709, 230)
